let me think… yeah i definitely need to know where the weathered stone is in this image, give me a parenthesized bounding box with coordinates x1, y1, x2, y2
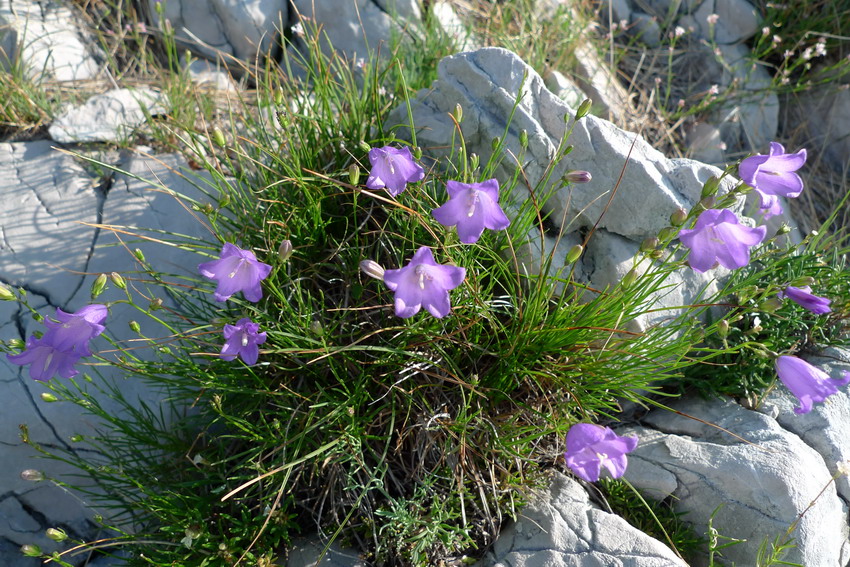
(478, 471, 688, 566)
(630, 13, 662, 47)
(430, 1, 478, 52)
(624, 398, 850, 567)
(148, 0, 288, 61)
(543, 69, 586, 109)
(683, 121, 725, 164)
(571, 42, 635, 124)
(693, 0, 760, 44)
(786, 85, 850, 174)
(286, 535, 368, 567)
(49, 88, 168, 144)
(186, 58, 238, 91)
(598, 0, 632, 25)
(0, 0, 102, 82)
(757, 348, 850, 503)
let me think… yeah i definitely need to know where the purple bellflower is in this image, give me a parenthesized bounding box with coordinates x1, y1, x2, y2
(382, 247, 466, 318)
(564, 423, 638, 483)
(365, 146, 425, 197)
(7, 336, 83, 382)
(739, 142, 807, 217)
(775, 355, 850, 414)
(678, 209, 767, 272)
(220, 318, 267, 366)
(431, 179, 511, 244)
(198, 243, 272, 303)
(779, 286, 832, 315)
(42, 304, 108, 356)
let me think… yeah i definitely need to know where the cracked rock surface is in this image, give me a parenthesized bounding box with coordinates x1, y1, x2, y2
(478, 471, 689, 567)
(0, 143, 212, 565)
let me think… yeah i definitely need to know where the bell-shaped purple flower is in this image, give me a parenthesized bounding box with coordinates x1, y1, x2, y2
(198, 243, 272, 303)
(42, 304, 108, 356)
(365, 146, 425, 197)
(678, 209, 767, 272)
(739, 142, 807, 215)
(220, 317, 267, 365)
(564, 423, 638, 483)
(775, 355, 850, 414)
(779, 286, 832, 314)
(382, 247, 466, 319)
(7, 336, 83, 382)
(431, 179, 511, 244)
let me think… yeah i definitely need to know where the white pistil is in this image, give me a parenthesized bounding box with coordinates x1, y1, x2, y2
(228, 259, 245, 279)
(241, 333, 249, 347)
(387, 156, 395, 175)
(466, 190, 479, 218)
(415, 265, 430, 289)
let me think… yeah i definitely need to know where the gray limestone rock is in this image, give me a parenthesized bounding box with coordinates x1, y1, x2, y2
(624, 398, 850, 567)
(0, 144, 213, 563)
(543, 69, 586, 109)
(786, 85, 850, 174)
(0, 0, 102, 82)
(478, 471, 689, 566)
(49, 88, 168, 144)
(693, 0, 760, 44)
(286, 535, 368, 567)
(148, 0, 288, 61)
(386, 47, 731, 329)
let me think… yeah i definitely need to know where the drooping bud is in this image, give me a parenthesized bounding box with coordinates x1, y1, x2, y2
(469, 153, 479, 170)
(46, 528, 68, 542)
(491, 136, 501, 151)
(563, 170, 592, 184)
(576, 98, 593, 119)
(790, 276, 815, 287)
(717, 319, 729, 338)
(20, 469, 44, 482)
(40, 393, 58, 403)
(212, 127, 226, 148)
(566, 244, 584, 264)
(129, 321, 141, 334)
(20, 544, 41, 557)
(700, 175, 720, 198)
(278, 239, 293, 262)
(91, 274, 108, 299)
(452, 103, 463, 123)
(348, 164, 360, 186)
(519, 129, 529, 148)
(621, 268, 639, 288)
(0, 284, 14, 301)
(759, 297, 783, 312)
(359, 259, 385, 280)
(110, 272, 126, 290)
(640, 237, 658, 252)
(670, 207, 688, 226)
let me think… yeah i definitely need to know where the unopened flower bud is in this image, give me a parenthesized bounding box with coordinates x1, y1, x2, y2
(218, 194, 230, 209)
(149, 297, 163, 311)
(348, 164, 360, 186)
(20, 469, 44, 482)
(46, 528, 67, 542)
(359, 259, 385, 280)
(309, 320, 323, 335)
(670, 207, 688, 226)
(278, 239, 293, 262)
(621, 268, 639, 288)
(40, 392, 58, 403)
(699, 196, 716, 209)
(0, 284, 14, 301)
(134, 248, 146, 263)
(453, 103, 463, 123)
(566, 244, 584, 264)
(469, 153, 479, 170)
(576, 98, 593, 119)
(359, 141, 372, 153)
(563, 170, 592, 184)
(519, 129, 529, 148)
(658, 226, 679, 242)
(562, 144, 574, 155)
(700, 175, 720, 198)
(413, 146, 422, 160)
(21, 544, 41, 557)
(776, 223, 792, 235)
(212, 127, 226, 148)
(274, 88, 284, 106)
(202, 203, 215, 215)
(70, 434, 83, 443)
(91, 274, 108, 299)
(8, 338, 25, 350)
(717, 320, 729, 338)
(640, 237, 659, 252)
(790, 276, 815, 287)
(110, 272, 126, 289)
(759, 297, 783, 312)
(129, 320, 141, 334)
(491, 136, 501, 151)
